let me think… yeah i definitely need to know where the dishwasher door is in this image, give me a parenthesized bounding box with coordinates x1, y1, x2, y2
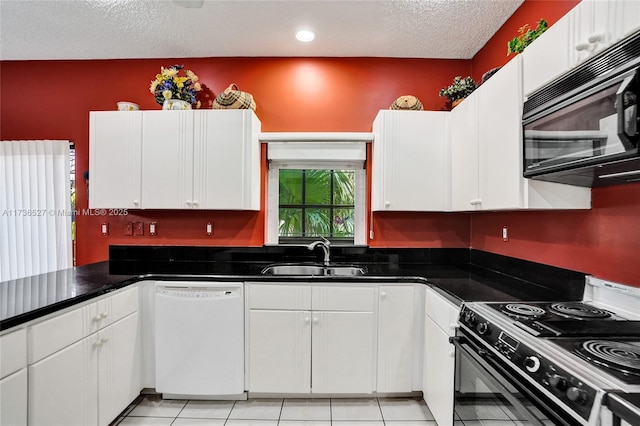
(155, 281, 244, 397)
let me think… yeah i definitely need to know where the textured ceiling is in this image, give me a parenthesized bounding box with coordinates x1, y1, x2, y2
(0, 0, 524, 61)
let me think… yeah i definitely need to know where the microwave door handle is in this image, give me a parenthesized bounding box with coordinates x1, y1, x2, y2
(617, 74, 638, 150)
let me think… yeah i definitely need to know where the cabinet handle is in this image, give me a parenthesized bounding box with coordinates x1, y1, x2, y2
(304, 317, 310, 324)
(448, 350, 455, 358)
(93, 339, 103, 347)
(92, 315, 102, 322)
(100, 312, 108, 319)
(470, 199, 481, 206)
(186, 200, 192, 207)
(100, 337, 109, 344)
(192, 200, 199, 207)
(449, 322, 458, 330)
(380, 291, 387, 299)
(313, 317, 319, 324)
(384, 201, 391, 208)
(133, 200, 140, 207)
(575, 42, 590, 52)
(587, 33, 603, 44)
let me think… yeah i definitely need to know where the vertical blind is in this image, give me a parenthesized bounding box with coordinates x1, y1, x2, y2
(0, 140, 72, 281)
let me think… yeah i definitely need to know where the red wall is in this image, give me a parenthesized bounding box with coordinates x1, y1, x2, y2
(0, 57, 472, 265)
(469, 0, 640, 287)
(4, 0, 639, 287)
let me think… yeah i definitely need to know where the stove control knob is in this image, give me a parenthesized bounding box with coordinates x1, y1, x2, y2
(549, 374, 568, 391)
(476, 322, 490, 335)
(567, 387, 588, 405)
(524, 356, 540, 373)
(464, 311, 477, 326)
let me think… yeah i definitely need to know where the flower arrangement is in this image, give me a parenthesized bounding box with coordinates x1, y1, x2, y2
(149, 64, 202, 107)
(439, 76, 478, 103)
(507, 19, 548, 55)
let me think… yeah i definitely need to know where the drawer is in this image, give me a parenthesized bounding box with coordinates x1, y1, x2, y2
(312, 286, 376, 311)
(425, 288, 459, 336)
(0, 328, 27, 378)
(28, 304, 93, 364)
(248, 284, 311, 310)
(99, 286, 139, 325)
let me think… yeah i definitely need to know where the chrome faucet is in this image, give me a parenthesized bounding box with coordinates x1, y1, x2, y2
(308, 237, 331, 266)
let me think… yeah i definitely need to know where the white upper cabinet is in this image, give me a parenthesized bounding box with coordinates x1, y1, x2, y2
(89, 112, 143, 209)
(523, 0, 640, 96)
(521, 13, 572, 96)
(90, 110, 261, 210)
(451, 56, 591, 211)
(449, 90, 480, 211)
(372, 110, 450, 212)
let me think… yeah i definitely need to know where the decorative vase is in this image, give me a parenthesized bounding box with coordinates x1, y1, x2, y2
(162, 99, 192, 110)
(452, 98, 465, 108)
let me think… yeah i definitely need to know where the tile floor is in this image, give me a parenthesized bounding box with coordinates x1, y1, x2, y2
(111, 395, 438, 426)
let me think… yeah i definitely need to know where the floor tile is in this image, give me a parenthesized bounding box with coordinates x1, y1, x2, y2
(127, 395, 187, 417)
(278, 421, 331, 425)
(330, 398, 382, 421)
(331, 422, 384, 426)
(177, 400, 235, 419)
(280, 398, 331, 421)
(378, 397, 434, 421)
(228, 399, 283, 420)
(116, 417, 174, 426)
(172, 419, 226, 426)
(224, 421, 279, 426)
(385, 422, 438, 426)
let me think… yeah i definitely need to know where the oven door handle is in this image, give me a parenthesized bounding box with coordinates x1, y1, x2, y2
(450, 335, 576, 426)
(617, 70, 638, 150)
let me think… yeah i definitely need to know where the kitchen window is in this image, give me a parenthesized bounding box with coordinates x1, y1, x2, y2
(264, 137, 369, 245)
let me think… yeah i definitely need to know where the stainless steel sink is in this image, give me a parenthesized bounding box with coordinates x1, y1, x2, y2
(261, 263, 366, 276)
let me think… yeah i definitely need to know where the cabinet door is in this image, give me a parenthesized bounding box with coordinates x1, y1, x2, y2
(29, 336, 98, 426)
(248, 310, 311, 393)
(569, 0, 613, 65)
(377, 286, 414, 393)
(372, 110, 450, 211)
(477, 56, 524, 210)
(89, 112, 142, 209)
(422, 316, 455, 426)
(97, 313, 141, 426)
(612, 0, 640, 41)
(1, 369, 27, 426)
(141, 111, 194, 209)
(449, 92, 480, 211)
(311, 311, 375, 394)
(193, 110, 260, 210)
(522, 13, 572, 96)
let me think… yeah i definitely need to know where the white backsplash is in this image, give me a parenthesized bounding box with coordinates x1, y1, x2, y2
(583, 276, 640, 320)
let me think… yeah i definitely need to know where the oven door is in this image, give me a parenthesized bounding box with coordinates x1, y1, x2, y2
(451, 333, 583, 426)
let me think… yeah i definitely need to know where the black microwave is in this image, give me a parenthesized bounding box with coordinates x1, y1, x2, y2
(523, 30, 640, 187)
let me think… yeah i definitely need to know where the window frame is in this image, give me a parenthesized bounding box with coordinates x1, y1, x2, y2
(263, 137, 370, 246)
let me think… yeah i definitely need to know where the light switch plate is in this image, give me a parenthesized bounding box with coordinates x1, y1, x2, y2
(134, 222, 144, 236)
(124, 223, 133, 236)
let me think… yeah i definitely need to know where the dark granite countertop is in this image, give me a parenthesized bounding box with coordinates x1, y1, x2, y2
(605, 392, 640, 425)
(0, 248, 586, 331)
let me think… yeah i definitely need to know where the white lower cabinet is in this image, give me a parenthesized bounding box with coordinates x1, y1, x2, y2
(247, 283, 376, 394)
(377, 286, 416, 392)
(27, 287, 140, 426)
(423, 288, 459, 426)
(1, 368, 28, 426)
(29, 335, 99, 426)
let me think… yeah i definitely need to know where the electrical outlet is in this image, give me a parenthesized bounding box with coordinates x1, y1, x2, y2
(206, 222, 213, 236)
(124, 223, 133, 236)
(101, 223, 109, 236)
(149, 222, 157, 236)
(502, 226, 509, 242)
(134, 222, 144, 236)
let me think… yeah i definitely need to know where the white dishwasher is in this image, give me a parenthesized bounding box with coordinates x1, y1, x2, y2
(155, 281, 244, 398)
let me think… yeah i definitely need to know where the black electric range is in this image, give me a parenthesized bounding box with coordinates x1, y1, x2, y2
(458, 301, 640, 425)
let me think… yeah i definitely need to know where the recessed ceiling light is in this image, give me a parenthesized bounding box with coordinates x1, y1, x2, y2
(295, 30, 316, 42)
